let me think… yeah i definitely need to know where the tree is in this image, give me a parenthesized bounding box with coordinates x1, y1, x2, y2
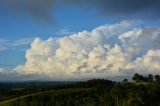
(132, 73, 144, 82)
(133, 73, 139, 82)
(143, 76, 148, 82)
(122, 79, 128, 83)
(148, 74, 153, 82)
(155, 75, 160, 82)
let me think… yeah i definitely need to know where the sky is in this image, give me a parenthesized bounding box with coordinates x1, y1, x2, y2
(0, 0, 160, 81)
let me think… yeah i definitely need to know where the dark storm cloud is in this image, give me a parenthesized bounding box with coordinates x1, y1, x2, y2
(65, 0, 160, 20)
(1, 0, 55, 25)
(1, 0, 160, 25)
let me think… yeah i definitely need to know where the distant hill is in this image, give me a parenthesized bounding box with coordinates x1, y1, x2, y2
(0, 81, 77, 89)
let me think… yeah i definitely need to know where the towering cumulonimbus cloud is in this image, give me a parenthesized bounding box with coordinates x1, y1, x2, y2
(10, 20, 160, 80)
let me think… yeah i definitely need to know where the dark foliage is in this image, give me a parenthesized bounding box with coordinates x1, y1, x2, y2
(0, 74, 160, 106)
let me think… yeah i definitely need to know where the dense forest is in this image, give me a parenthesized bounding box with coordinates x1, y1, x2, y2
(0, 73, 160, 106)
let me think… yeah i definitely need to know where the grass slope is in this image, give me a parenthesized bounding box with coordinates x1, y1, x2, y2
(0, 88, 91, 106)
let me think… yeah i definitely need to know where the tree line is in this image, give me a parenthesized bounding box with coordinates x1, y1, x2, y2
(132, 73, 160, 82)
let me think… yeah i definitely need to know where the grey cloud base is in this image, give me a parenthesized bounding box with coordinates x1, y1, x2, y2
(66, 0, 160, 20)
(1, 0, 55, 25)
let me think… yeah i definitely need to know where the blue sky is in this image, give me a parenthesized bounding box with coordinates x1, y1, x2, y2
(0, 2, 120, 66)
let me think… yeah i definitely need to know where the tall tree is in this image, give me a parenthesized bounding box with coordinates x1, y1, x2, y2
(148, 74, 153, 82)
(133, 73, 144, 82)
(155, 75, 160, 82)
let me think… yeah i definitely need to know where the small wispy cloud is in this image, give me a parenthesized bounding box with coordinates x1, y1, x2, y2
(13, 38, 34, 47)
(0, 46, 7, 52)
(0, 38, 34, 52)
(0, 39, 9, 51)
(56, 29, 74, 36)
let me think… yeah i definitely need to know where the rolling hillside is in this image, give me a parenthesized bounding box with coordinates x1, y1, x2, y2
(0, 88, 92, 106)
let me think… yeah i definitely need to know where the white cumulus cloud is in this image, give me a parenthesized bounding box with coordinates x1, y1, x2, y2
(0, 20, 160, 80)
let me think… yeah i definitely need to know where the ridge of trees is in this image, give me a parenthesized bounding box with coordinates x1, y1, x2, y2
(132, 73, 160, 82)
